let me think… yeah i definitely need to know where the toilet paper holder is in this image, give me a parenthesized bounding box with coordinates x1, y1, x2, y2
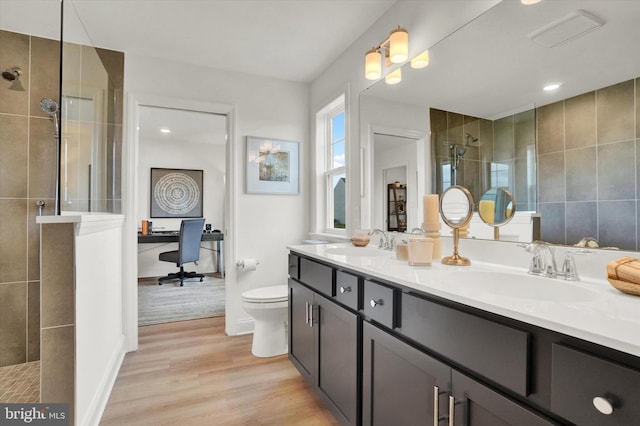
(236, 259, 260, 268)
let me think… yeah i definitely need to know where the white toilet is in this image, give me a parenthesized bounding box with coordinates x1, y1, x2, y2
(241, 285, 289, 357)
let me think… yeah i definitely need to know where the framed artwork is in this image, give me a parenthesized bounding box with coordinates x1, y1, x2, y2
(246, 136, 299, 195)
(150, 168, 203, 218)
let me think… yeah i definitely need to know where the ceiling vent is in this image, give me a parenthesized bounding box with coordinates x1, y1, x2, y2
(528, 10, 604, 48)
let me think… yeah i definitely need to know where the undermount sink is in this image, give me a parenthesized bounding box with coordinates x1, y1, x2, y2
(324, 246, 388, 257)
(434, 270, 600, 303)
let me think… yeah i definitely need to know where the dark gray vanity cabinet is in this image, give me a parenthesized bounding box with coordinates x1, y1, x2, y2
(289, 252, 640, 426)
(288, 267, 359, 426)
(362, 321, 449, 426)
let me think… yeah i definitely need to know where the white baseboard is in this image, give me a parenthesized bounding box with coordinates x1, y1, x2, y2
(226, 317, 254, 336)
(82, 335, 126, 426)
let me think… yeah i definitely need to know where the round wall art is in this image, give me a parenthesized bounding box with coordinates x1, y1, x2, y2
(150, 168, 203, 218)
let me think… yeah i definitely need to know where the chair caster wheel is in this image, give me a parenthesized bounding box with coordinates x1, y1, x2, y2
(158, 282, 162, 286)
(180, 282, 184, 287)
(200, 277, 203, 282)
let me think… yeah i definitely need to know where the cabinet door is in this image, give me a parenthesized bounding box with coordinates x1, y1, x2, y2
(451, 370, 556, 426)
(315, 294, 359, 426)
(288, 279, 315, 383)
(363, 321, 450, 426)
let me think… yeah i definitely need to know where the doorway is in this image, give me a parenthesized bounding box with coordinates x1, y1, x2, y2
(136, 105, 227, 326)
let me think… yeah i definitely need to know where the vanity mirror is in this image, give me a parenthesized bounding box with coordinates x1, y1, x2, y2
(478, 188, 516, 241)
(360, 0, 640, 251)
(440, 185, 474, 266)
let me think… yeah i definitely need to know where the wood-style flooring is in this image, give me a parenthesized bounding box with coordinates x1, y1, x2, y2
(100, 317, 339, 425)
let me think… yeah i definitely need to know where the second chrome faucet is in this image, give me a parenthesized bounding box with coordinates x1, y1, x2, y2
(521, 242, 591, 281)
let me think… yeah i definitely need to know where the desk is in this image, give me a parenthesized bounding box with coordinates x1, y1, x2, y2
(138, 232, 224, 277)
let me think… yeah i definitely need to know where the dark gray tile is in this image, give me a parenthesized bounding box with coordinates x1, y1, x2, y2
(598, 200, 636, 250)
(41, 325, 75, 421)
(430, 108, 448, 133)
(461, 159, 481, 203)
(514, 109, 535, 159)
(537, 101, 564, 155)
(566, 147, 596, 202)
(478, 118, 493, 163)
(493, 115, 514, 162)
(30, 35, 60, 120)
(514, 157, 535, 207)
(0, 282, 27, 366)
(537, 152, 565, 203)
(597, 140, 635, 200)
(41, 223, 75, 328)
(0, 30, 29, 116)
(27, 281, 40, 362)
(462, 116, 480, 160)
(565, 202, 597, 246)
(447, 112, 464, 145)
(0, 114, 28, 198)
(28, 117, 58, 199)
(538, 202, 566, 245)
(28, 199, 55, 281)
(597, 79, 635, 145)
(565, 91, 596, 150)
(0, 199, 27, 284)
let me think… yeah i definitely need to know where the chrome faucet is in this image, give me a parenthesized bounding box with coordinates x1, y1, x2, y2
(410, 227, 425, 235)
(521, 242, 592, 281)
(369, 229, 392, 250)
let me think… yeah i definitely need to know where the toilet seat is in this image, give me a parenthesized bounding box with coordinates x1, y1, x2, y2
(242, 285, 288, 303)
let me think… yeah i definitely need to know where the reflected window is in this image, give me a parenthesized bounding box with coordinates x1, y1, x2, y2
(490, 162, 510, 188)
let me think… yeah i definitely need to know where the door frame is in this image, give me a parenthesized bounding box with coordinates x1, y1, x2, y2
(123, 93, 236, 351)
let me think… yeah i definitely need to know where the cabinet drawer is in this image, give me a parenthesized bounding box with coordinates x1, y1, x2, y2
(299, 258, 333, 296)
(288, 254, 299, 279)
(400, 292, 530, 396)
(363, 280, 396, 329)
(335, 270, 359, 310)
(551, 344, 640, 426)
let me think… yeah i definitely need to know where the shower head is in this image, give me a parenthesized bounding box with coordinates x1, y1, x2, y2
(40, 98, 60, 138)
(2, 67, 25, 91)
(40, 98, 59, 115)
(465, 133, 479, 145)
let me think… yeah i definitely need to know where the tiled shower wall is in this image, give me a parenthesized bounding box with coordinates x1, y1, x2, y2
(537, 78, 640, 250)
(0, 29, 59, 367)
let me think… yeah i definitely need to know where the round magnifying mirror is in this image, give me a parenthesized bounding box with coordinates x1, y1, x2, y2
(440, 186, 474, 228)
(478, 188, 516, 240)
(440, 186, 474, 266)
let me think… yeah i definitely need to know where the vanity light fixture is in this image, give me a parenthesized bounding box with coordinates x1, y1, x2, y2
(364, 26, 409, 81)
(521, 0, 542, 5)
(543, 83, 562, 91)
(410, 50, 430, 69)
(160, 128, 171, 134)
(385, 68, 402, 85)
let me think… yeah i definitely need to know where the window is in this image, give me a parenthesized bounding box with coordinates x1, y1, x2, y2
(315, 94, 347, 234)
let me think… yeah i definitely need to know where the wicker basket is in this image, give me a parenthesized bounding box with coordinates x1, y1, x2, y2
(607, 278, 640, 296)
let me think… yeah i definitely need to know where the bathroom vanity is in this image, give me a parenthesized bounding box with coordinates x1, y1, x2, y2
(287, 242, 640, 426)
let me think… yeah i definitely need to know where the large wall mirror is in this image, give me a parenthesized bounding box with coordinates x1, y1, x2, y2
(360, 0, 640, 251)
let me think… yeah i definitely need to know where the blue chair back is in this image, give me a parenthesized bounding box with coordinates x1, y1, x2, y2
(179, 218, 206, 264)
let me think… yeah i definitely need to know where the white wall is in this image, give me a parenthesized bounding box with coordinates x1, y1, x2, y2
(125, 53, 309, 336)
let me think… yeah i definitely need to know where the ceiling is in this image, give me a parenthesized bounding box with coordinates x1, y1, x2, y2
(66, 0, 397, 83)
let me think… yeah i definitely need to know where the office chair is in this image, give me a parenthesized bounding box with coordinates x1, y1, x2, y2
(158, 218, 206, 286)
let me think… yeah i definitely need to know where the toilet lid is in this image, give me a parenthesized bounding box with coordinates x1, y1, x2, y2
(242, 285, 288, 303)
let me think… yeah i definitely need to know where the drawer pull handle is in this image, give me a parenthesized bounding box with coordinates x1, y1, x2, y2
(339, 286, 351, 294)
(593, 396, 614, 415)
(370, 299, 384, 308)
(304, 302, 309, 325)
(448, 395, 455, 426)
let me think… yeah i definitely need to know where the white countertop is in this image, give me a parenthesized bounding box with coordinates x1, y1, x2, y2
(289, 241, 640, 358)
(37, 212, 125, 235)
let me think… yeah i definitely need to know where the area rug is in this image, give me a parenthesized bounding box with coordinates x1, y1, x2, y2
(138, 276, 225, 326)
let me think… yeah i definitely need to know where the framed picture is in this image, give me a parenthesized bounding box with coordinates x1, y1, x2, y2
(246, 136, 299, 195)
(150, 168, 203, 218)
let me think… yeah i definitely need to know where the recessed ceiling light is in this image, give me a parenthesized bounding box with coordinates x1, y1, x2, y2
(521, 0, 542, 5)
(160, 128, 171, 134)
(543, 83, 561, 91)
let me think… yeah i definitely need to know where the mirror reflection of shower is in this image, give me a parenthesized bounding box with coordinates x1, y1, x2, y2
(39, 98, 61, 214)
(448, 133, 479, 186)
(449, 144, 466, 186)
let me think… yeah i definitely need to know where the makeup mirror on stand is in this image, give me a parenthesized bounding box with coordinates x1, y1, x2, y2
(440, 186, 474, 266)
(478, 188, 516, 241)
